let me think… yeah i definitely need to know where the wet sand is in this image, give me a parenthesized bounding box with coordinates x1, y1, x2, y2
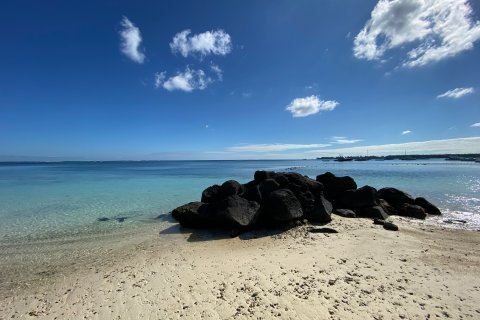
(1, 216, 480, 319)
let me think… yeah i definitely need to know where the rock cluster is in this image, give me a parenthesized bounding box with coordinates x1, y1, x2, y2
(171, 171, 441, 233)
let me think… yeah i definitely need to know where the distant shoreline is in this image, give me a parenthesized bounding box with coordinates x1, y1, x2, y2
(1, 154, 480, 164)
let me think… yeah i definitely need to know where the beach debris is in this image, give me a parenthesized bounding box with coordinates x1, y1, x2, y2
(383, 222, 399, 231)
(307, 227, 338, 234)
(170, 171, 441, 236)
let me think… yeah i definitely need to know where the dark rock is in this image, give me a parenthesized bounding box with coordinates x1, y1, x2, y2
(97, 217, 109, 222)
(259, 179, 280, 199)
(358, 205, 389, 220)
(415, 197, 441, 215)
(284, 172, 324, 197)
(333, 209, 356, 218)
(397, 203, 427, 219)
(215, 195, 261, 228)
(306, 195, 333, 223)
(171, 202, 213, 228)
(201, 184, 221, 203)
(316, 172, 357, 199)
(115, 217, 127, 223)
(220, 180, 244, 198)
(378, 188, 415, 208)
(287, 182, 315, 214)
(264, 189, 303, 223)
(254, 170, 275, 182)
(273, 174, 290, 187)
(383, 222, 399, 231)
(337, 185, 378, 209)
(241, 184, 262, 203)
(373, 218, 385, 225)
(308, 227, 338, 234)
(379, 199, 398, 215)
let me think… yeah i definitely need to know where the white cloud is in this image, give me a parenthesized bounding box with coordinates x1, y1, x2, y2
(437, 87, 474, 99)
(154, 72, 166, 89)
(170, 29, 232, 58)
(331, 137, 362, 144)
(402, 130, 412, 135)
(227, 143, 331, 153)
(119, 16, 145, 63)
(155, 66, 219, 92)
(354, 0, 480, 68)
(471, 123, 480, 127)
(210, 63, 223, 80)
(286, 95, 339, 118)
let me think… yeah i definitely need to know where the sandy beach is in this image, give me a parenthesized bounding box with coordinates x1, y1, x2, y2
(1, 216, 479, 320)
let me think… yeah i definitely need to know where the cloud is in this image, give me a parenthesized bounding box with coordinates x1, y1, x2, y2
(437, 87, 474, 99)
(354, 0, 480, 68)
(119, 16, 145, 63)
(227, 143, 331, 153)
(210, 63, 223, 80)
(330, 137, 362, 144)
(286, 95, 339, 118)
(471, 123, 480, 127)
(154, 72, 166, 89)
(402, 130, 412, 135)
(170, 29, 232, 58)
(155, 66, 220, 92)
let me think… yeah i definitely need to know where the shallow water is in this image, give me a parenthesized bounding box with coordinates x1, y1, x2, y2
(0, 159, 479, 241)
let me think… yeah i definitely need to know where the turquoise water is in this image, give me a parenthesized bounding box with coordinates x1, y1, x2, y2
(0, 160, 479, 241)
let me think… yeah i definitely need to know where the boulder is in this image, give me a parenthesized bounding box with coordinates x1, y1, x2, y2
(215, 195, 261, 228)
(316, 172, 357, 199)
(378, 199, 397, 215)
(254, 170, 276, 182)
(273, 174, 290, 187)
(415, 197, 441, 215)
(220, 180, 244, 198)
(337, 185, 378, 209)
(264, 189, 303, 223)
(171, 202, 213, 228)
(306, 195, 333, 223)
(397, 203, 427, 219)
(288, 183, 315, 214)
(201, 184, 221, 203)
(333, 209, 356, 218)
(241, 184, 262, 203)
(284, 172, 324, 197)
(378, 188, 415, 208)
(259, 179, 280, 199)
(358, 205, 389, 220)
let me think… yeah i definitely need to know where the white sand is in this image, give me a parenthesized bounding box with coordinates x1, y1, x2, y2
(1, 216, 480, 319)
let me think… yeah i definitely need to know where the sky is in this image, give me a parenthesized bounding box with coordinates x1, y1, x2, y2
(1, 0, 480, 160)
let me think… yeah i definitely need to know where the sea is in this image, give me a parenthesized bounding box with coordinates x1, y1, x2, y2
(1, 159, 479, 242)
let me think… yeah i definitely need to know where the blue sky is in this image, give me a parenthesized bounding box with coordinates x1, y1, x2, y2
(1, 0, 480, 160)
